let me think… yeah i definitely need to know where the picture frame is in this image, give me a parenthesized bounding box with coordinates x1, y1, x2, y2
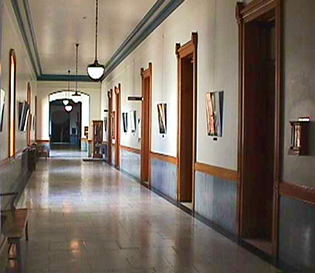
(104, 117, 108, 132)
(111, 111, 116, 140)
(205, 91, 224, 137)
(0, 89, 5, 132)
(138, 118, 141, 140)
(157, 103, 167, 134)
(130, 110, 137, 133)
(122, 112, 128, 133)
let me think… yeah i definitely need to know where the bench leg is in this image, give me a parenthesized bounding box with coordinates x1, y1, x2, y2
(25, 221, 29, 241)
(16, 240, 21, 271)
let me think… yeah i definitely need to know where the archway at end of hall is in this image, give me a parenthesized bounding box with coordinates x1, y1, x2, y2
(49, 91, 90, 157)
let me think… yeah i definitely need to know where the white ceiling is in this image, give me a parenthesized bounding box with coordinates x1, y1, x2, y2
(28, 0, 157, 75)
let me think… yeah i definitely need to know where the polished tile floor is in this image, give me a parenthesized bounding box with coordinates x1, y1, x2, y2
(6, 155, 282, 272)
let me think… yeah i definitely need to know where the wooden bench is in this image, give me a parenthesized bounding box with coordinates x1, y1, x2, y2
(0, 192, 29, 270)
(0, 234, 9, 273)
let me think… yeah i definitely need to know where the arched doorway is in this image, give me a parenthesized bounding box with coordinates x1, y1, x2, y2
(49, 91, 90, 157)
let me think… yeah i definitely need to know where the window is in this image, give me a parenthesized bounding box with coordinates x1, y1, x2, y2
(9, 49, 16, 157)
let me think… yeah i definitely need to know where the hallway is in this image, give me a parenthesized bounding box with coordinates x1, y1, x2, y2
(7, 157, 281, 273)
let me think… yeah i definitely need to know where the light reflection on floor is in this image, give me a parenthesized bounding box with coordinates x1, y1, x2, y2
(5, 151, 281, 272)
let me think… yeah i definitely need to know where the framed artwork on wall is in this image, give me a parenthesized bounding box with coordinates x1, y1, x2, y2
(157, 103, 167, 134)
(205, 91, 224, 137)
(122, 112, 128, 133)
(138, 118, 141, 140)
(18, 101, 30, 132)
(130, 110, 137, 133)
(111, 111, 116, 140)
(104, 117, 108, 132)
(0, 89, 5, 132)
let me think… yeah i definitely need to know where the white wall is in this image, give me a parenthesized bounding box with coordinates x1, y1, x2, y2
(37, 81, 101, 141)
(101, 0, 239, 170)
(0, 1, 37, 161)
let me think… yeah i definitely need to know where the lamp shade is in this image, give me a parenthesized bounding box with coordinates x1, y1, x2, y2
(87, 60, 105, 81)
(65, 105, 73, 112)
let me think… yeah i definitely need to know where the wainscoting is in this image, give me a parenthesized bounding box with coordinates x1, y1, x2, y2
(195, 170, 238, 235)
(279, 196, 315, 271)
(0, 149, 31, 209)
(150, 154, 177, 201)
(120, 146, 141, 180)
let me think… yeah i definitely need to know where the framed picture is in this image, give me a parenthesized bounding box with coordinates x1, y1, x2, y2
(122, 112, 128, 133)
(157, 103, 167, 134)
(104, 117, 108, 132)
(0, 89, 5, 132)
(111, 111, 116, 139)
(205, 91, 224, 137)
(84, 126, 89, 138)
(138, 118, 141, 140)
(130, 110, 137, 133)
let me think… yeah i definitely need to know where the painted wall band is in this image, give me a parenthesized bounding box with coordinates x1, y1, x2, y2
(194, 162, 238, 183)
(150, 152, 177, 165)
(280, 182, 315, 207)
(120, 145, 141, 155)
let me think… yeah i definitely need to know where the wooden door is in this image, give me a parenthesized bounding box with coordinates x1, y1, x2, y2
(141, 64, 152, 184)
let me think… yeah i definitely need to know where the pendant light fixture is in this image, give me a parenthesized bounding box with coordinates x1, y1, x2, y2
(87, 0, 105, 81)
(73, 44, 81, 103)
(63, 70, 71, 106)
(65, 104, 73, 112)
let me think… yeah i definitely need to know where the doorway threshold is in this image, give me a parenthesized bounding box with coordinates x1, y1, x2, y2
(244, 239, 272, 255)
(181, 202, 193, 210)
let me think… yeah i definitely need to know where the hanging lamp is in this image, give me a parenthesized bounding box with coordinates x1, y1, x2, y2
(72, 44, 81, 103)
(63, 70, 71, 106)
(65, 104, 73, 112)
(87, 0, 105, 81)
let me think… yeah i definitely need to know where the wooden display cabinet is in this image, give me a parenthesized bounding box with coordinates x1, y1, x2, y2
(92, 120, 103, 158)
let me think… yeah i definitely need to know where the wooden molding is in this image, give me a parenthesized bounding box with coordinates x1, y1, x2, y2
(280, 182, 315, 206)
(120, 145, 141, 155)
(239, 0, 276, 23)
(150, 152, 177, 165)
(36, 140, 50, 143)
(176, 32, 198, 205)
(236, 0, 282, 256)
(140, 63, 153, 184)
(194, 162, 238, 182)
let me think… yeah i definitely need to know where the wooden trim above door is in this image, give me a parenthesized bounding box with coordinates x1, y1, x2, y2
(236, 0, 282, 257)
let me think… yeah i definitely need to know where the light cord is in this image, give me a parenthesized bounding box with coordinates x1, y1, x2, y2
(95, 0, 98, 61)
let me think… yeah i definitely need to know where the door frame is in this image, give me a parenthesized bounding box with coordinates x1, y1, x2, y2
(107, 89, 113, 164)
(236, 0, 282, 256)
(140, 63, 152, 185)
(115, 84, 121, 169)
(175, 32, 198, 207)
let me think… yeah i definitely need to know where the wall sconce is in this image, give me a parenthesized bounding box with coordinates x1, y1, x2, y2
(289, 117, 310, 156)
(127, 96, 143, 101)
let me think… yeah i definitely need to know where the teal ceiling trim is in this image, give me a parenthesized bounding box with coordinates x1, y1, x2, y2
(38, 74, 94, 82)
(11, 0, 39, 76)
(23, 0, 42, 75)
(11, 0, 184, 82)
(102, 0, 185, 80)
